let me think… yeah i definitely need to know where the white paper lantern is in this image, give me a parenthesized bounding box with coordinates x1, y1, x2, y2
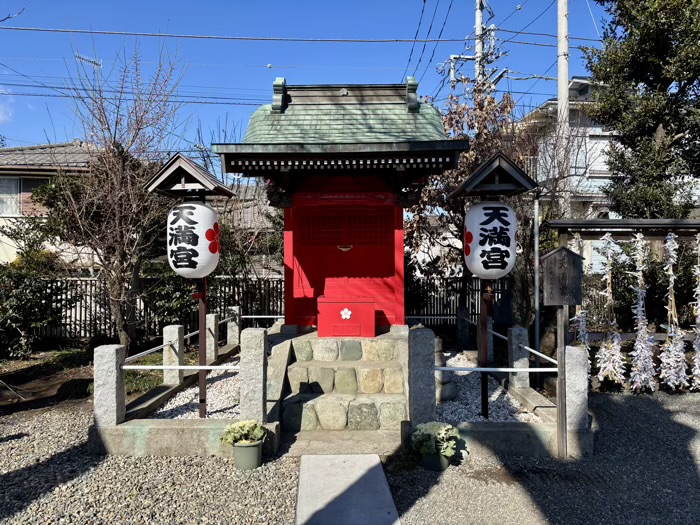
(167, 202, 220, 278)
(464, 201, 517, 279)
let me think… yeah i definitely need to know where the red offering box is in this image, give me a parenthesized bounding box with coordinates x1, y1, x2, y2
(317, 296, 375, 338)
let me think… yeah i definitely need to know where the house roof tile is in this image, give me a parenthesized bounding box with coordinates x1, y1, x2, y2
(0, 140, 91, 169)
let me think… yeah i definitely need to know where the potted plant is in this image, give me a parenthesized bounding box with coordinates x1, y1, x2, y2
(410, 422, 465, 471)
(221, 420, 266, 470)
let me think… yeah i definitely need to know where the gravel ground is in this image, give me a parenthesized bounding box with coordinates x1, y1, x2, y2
(150, 358, 241, 419)
(0, 402, 298, 524)
(436, 353, 542, 424)
(387, 390, 700, 525)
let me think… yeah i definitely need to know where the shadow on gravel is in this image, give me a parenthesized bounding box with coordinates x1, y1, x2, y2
(0, 443, 103, 521)
(482, 392, 700, 525)
(381, 392, 700, 525)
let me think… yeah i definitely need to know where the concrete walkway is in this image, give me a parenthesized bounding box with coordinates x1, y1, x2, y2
(296, 454, 400, 525)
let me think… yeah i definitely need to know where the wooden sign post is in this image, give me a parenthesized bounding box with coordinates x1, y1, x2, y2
(542, 246, 583, 458)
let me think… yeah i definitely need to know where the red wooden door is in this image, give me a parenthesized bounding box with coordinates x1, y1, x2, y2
(293, 205, 395, 324)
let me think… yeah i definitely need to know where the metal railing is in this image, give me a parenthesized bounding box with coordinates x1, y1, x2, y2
(122, 314, 241, 368)
(122, 364, 240, 371)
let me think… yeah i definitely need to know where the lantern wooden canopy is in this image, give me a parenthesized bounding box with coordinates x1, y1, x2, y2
(450, 152, 536, 199)
(212, 77, 468, 336)
(146, 152, 234, 198)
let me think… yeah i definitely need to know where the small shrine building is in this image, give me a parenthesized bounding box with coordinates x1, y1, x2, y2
(212, 77, 467, 337)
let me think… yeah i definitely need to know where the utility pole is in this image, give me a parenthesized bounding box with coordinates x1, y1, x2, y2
(558, 0, 569, 139)
(556, 0, 570, 459)
(475, 0, 485, 86)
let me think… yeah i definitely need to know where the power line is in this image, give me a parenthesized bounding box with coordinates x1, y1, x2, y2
(497, 28, 601, 43)
(402, 0, 429, 81)
(515, 59, 558, 107)
(0, 55, 409, 70)
(498, 0, 531, 26)
(0, 81, 267, 103)
(0, 24, 469, 44)
(419, 0, 455, 83)
(0, 91, 261, 106)
(412, 0, 442, 77)
(500, 0, 556, 46)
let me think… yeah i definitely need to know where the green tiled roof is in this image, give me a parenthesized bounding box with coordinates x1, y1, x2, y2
(243, 103, 446, 144)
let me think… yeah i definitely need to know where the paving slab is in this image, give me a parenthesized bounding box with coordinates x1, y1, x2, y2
(296, 454, 400, 525)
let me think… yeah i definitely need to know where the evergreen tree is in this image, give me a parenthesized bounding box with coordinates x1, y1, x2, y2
(584, 0, 700, 218)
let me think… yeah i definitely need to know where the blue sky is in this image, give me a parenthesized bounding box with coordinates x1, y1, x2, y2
(0, 0, 607, 153)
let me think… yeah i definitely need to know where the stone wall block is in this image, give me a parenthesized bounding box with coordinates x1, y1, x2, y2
(335, 368, 358, 395)
(348, 400, 379, 430)
(288, 366, 310, 394)
(379, 402, 407, 430)
(292, 340, 313, 361)
(357, 367, 384, 394)
(339, 340, 363, 361)
(308, 367, 335, 393)
(314, 399, 347, 430)
(383, 367, 404, 394)
(313, 339, 339, 361)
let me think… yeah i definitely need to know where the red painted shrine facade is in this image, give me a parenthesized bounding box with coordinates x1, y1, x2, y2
(213, 78, 466, 337)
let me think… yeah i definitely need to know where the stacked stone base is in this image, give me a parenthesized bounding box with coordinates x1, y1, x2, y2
(279, 333, 408, 436)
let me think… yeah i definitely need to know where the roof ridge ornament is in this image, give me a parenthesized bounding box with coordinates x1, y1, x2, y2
(406, 76, 419, 113)
(272, 77, 287, 113)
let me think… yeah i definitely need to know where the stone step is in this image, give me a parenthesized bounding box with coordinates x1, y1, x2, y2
(282, 432, 403, 456)
(287, 360, 404, 396)
(281, 393, 406, 432)
(292, 336, 401, 363)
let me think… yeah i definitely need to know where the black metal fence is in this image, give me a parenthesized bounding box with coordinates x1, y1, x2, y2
(39, 277, 285, 340)
(40, 276, 505, 340)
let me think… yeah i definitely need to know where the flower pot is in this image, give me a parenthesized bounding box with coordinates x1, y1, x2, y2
(232, 440, 263, 470)
(421, 452, 450, 472)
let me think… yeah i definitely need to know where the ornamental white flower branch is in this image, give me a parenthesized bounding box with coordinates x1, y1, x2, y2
(629, 234, 656, 392)
(659, 232, 689, 390)
(570, 310, 591, 378)
(691, 234, 700, 391)
(596, 233, 626, 384)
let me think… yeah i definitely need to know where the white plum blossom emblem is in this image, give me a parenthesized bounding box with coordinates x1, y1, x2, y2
(340, 308, 352, 320)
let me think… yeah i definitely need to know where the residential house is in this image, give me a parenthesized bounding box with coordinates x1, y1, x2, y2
(521, 76, 615, 271)
(0, 140, 90, 263)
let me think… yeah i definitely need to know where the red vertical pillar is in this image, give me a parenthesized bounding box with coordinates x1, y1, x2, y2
(284, 207, 294, 326)
(394, 205, 405, 325)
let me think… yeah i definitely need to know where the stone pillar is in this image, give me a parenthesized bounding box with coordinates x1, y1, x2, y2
(565, 345, 589, 431)
(408, 328, 436, 425)
(93, 344, 126, 427)
(457, 306, 469, 351)
(206, 313, 219, 364)
(240, 328, 268, 423)
(163, 325, 184, 385)
(227, 306, 241, 346)
(434, 336, 457, 403)
(508, 327, 530, 389)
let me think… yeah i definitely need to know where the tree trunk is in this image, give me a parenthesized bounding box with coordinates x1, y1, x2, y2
(125, 262, 141, 346)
